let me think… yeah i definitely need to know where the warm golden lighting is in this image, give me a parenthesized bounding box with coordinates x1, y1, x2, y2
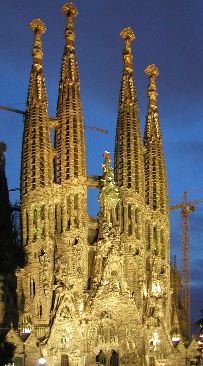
(4, 2, 191, 366)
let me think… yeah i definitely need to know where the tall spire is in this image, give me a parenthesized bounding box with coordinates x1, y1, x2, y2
(144, 64, 168, 213)
(55, 2, 86, 183)
(114, 27, 144, 194)
(21, 19, 53, 196)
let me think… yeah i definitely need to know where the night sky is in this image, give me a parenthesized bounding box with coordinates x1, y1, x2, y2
(0, 0, 203, 331)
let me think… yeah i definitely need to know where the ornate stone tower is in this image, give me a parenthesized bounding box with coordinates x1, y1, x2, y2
(142, 64, 173, 363)
(42, 5, 89, 362)
(53, 2, 88, 295)
(114, 28, 145, 303)
(18, 18, 54, 338)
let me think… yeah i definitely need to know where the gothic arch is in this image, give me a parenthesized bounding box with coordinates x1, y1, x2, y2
(96, 350, 106, 365)
(110, 350, 119, 366)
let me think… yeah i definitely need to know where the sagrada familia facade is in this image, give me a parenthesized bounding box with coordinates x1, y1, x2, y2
(0, 2, 201, 366)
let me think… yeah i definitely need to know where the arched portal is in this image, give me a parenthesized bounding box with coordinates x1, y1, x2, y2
(96, 350, 106, 365)
(110, 350, 119, 366)
(61, 354, 69, 366)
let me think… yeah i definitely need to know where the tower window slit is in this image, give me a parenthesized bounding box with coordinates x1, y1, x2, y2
(55, 205, 58, 232)
(161, 228, 165, 259)
(39, 304, 42, 318)
(40, 206, 45, 237)
(33, 280, 35, 297)
(128, 204, 132, 233)
(135, 208, 140, 239)
(115, 204, 119, 222)
(153, 225, 157, 241)
(128, 204, 131, 219)
(60, 205, 63, 233)
(146, 222, 150, 251)
(74, 194, 79, 227)
(33, 208, 37, 240)
(153, 225, 158, 255)
(121, 202, 124, 233)
(26, 210, 29, 243)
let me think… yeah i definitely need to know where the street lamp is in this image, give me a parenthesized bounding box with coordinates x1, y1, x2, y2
(171, 334, 181, 343)
(38, 357, 46, 365)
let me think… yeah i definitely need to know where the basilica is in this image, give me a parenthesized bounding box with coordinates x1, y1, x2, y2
(0, 2, 200, 366)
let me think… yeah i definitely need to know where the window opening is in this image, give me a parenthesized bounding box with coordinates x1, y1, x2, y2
(39, 304, 42, 318)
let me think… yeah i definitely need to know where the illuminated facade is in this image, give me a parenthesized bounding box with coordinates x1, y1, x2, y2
(5, 2, 192, 366)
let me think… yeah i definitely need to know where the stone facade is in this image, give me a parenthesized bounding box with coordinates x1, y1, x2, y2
(5, 2, 199, 366)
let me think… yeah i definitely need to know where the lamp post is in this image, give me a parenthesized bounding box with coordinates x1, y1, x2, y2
(38, 357, 46, 365)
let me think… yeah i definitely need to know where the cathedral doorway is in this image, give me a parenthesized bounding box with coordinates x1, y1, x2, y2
(61, 354, 69, 366)
(149, 356, 155, 366)
(14, 357, 24, 366)
(96, 350, 106, 365)
(110, 350, 119, 366)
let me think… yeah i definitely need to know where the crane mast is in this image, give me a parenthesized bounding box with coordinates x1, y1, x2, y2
(180, 191, 191, 338)
(170, 191, 203, 339)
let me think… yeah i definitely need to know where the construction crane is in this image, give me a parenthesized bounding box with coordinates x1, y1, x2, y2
(0, 105, 108, 134)
(170, 191, 203, 338)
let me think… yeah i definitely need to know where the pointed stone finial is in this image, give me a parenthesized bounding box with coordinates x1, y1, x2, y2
(145, 64, 159, 78)
(145, 64, 159, 103)
(62, 2, 78, 45)
(29, 19, 46, 65)
(102, 151, 113, 181)
(120, 27, 135, 71)
(120, 27, 135, 42)
(29, 18, 46, 34)
(62, 2, 78, 17)
(103, 151, 111, 171)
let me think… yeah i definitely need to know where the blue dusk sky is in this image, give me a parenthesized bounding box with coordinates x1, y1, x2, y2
(0, 0, 203, 330)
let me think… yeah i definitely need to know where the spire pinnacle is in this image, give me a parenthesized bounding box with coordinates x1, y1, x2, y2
(120, 27, 135, 71)
(145, 64, 159, 104)
(115, 26, 144, 194)
(29, 18, 46, 65)
(62, 2, 78, 46)
(144, 64, 168, 212)
(55, 1, 86, 183)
